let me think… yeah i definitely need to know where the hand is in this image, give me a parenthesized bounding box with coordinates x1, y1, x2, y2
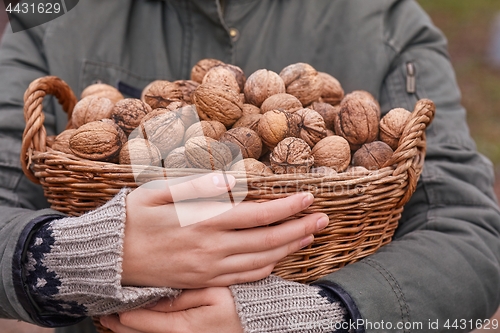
(100, 288, 242, 333)
(122, 172, 328, 288)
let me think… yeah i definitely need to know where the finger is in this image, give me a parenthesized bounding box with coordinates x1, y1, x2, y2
(129, 172, 236, 205)
(149, 289, 213, 312)
(206, 191, 315, 229)
(118, 308, 194, 333)
(207, 263, 277, 286)
(222, 212, 328, 253)
(100, 315, 144, 333)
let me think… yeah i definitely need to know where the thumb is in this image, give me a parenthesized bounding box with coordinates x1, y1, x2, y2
(131, 172, 236, 205)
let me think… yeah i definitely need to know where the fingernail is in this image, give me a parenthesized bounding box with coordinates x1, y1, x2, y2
(317, 216, 329, 231)
(212, 174, 235, 189)
(100, 317, 108, 328)
(300, 235, 314, 248)
(302, 192, 314, 208)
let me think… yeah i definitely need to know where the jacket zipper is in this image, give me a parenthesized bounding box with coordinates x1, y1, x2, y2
(406, 62, 416, 94)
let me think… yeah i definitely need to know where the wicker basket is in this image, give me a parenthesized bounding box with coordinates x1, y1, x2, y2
(22, 76, 434, 332)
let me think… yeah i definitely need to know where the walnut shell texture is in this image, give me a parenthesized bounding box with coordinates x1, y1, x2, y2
(243, 69, 286, 107)
(69, 119, 126, 162)
(230, 158, 274, 176)
(311, 135, 351, 172)
(184, 120, 227, 142)
(190, 58, 225, 83)
(163, 146, 188, 169)
(257, 109, 301, 149)
(231, 114, 262, 132)
(379, 108, 411, 150)
(202, 66, 241, 93)
(184, 136, 233, 170)
(142, 80, 183, 109)
(296, 108, 327, 147)
(72, 96, 115, 129)
(310, 101, 339, 131)
(270, 137, 314, 174)
(352, 141, 394, 170)
(52, 129, 76, 154)
(260, 93, 302, 114)
(318, 72, 344, 105)
(173, 80, 200, 104)
(139, 109, 185, 157)
(80, 83, 124, 104)
(111, 98, 152, 136)
(279, 63, 322, 106)
(241, 103, 261, 116)
(119, 138, 162, 166)
(192, 83, 243, 128)
(219, 127, 263, 160)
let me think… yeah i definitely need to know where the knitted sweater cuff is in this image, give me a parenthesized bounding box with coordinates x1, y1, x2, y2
(24, 188, 179, 317)
(229, 275, 347, 333)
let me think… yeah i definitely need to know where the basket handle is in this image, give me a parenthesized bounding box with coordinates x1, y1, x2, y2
(21, 76, 78, 183)
(384, 99, 436, 207)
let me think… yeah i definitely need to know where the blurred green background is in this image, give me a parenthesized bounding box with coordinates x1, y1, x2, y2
(418, 0, 500, 175)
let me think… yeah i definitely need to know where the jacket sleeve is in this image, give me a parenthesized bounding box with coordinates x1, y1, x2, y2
(0, 19, 67, 324)
(315, 1, 500, 332)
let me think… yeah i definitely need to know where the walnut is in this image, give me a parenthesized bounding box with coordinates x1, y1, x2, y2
(184, 136, 233, 170)
(223, 64, 247, 92)
(69, 119, 127, 162)
(279, 63, 322, 106)
(318, 72, 344, 105)
(350, 90, 381, 116)
(310, 102, 340, 131)
(219, 127, 262, 160)
(243, 69, 286, 107)
(71, 96, 114, 129)
(163, 146, 188, 169)
(231, 114, 262, 132)
(326, 129, 335, 137)
(241, 103, 261, 116)
(173, 80, 200, 104)
(379, 108, 412, 150)
(142, 80, 183, 109)
(270, 137, 314, 174)
(52, 129, 76, 154)
(334, 92, 380, 150)
(257, 109, 301, 149)
(311, 136, 351, 172)
(139, 109, 185, 157)
(190, 58, 225, 83)
(310, 166, 338, 176)
(192, 83, 243, 128)
(81, 83, 124, 104)
(174, 104, 200, 128)
(230, 158, 274, 176)
(296, 108, 327, 147)
(111, 98, 152, 136)
(352, 141, 394, 170)
(260, 93, 302, 114)
(184, 120, 227, 142)
(202, 66, 241, 93)
(119, 138, 162, 166)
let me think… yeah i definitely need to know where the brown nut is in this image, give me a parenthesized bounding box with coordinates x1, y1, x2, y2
(184, 136, 233, 170)
(219, 127, 263, 160)
(119, 138, 162, 166)
(163, 146, 188, 169)
(142, 80, 183, 109)
(71, 96, 115, 129)
(81, 83, 124, 104)
(231, 114, 262, 132)
(139, 109, 185, 157)
(279, 63, 322, 106)
(243, 69, 286, 107)
(184, 120, 227, 142)
(52, 129, 77, 154)
(310, 166, 338, 176)
(296, 108, 327, 147)
(334, 92, 380, 150)
(69, 119, 127, 162)
(311, 136, 351, 172)
(379, 108, 412, 150)
(318, 72, 344, 105)
(350, 90, 381, 117)
(192, 83, 243, 128)
(241, 103, 261, 116)
(111, 98, 152, 136)
(223, 64, 246, 92)
(270, 137, 314, 174)
(257, 109, 301, 149)
(230, 158, 274, 176)
(310, 101, 340, 131)
(190, 58, 225, 83)
(352, 141, 394, 170)
(173, 80, 200, 104)
(260, 93, 302, 114)
(202, 66, 241, 93)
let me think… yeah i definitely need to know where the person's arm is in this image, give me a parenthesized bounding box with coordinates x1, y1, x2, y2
(314, 1, 500, 331)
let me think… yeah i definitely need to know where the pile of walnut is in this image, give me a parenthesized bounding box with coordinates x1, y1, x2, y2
(52, 59, 413, 176)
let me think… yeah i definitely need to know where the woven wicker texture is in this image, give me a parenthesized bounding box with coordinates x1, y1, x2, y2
(21, 76, 434, 333)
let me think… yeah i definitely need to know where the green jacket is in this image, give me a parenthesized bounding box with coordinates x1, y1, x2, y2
(1, 0, 499, 332)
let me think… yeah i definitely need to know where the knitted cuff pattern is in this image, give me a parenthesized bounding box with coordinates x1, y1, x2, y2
(230, 275, 347, 333)
(23, 188, 180, 317)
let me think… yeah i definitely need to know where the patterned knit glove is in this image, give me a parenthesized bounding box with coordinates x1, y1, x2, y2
(230, 275, 348, 333)
(23, 188, 180, 317)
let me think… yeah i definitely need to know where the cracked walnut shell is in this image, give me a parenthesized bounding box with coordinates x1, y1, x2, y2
(270, 137, 314, 174)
